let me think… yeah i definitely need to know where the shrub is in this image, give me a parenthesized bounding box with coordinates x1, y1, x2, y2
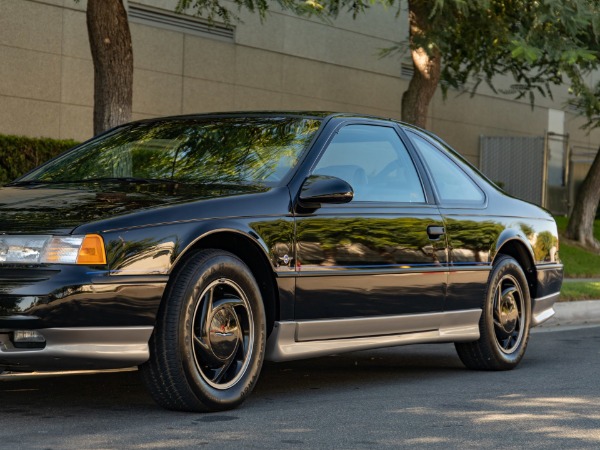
(0, 135, 79, 184)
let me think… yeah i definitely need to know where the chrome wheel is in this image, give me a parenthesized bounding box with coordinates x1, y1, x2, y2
(454, 255, 531, 371)
(492, 274, 525, 354)
(192, 278, 254, 390)
(140, 249, 266, 412)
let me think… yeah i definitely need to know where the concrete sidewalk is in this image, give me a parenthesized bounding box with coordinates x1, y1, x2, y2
(562, 278, 600, 283)
(538, 300, 600, 328)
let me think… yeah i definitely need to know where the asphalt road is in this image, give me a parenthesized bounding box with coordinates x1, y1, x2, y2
(2, 325, 600, 449)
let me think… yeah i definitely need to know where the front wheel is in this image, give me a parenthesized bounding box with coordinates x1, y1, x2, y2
(140, 249, 266, 412)
(455, 255, 531, 371)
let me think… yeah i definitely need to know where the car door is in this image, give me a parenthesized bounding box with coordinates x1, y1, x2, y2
(293, 122, 448, 321)
(404, 129, 494, 312)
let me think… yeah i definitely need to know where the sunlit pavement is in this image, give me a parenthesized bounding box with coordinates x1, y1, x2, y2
(1, 323, 600, 449)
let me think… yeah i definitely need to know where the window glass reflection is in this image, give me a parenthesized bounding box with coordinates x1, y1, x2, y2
(22, 117, 322, 186)
(314, 125, 425, 203)
(409, 132, 484, 204)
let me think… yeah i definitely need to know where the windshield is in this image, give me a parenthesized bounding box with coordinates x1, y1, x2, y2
(18, 116, 322, 186)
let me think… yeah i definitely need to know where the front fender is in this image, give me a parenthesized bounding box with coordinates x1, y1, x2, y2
(102, 217, 294, 276)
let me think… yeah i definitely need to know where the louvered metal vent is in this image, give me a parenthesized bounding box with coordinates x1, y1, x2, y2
(567, 102, 584, 113)
(128, 3, 234, 42)
(400, 63, 414, 78)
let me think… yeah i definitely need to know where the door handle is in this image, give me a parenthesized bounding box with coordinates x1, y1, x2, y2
(427, 225, 445, 239)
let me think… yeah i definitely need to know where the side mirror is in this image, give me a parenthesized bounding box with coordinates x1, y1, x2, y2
(298, 175, 353, 209)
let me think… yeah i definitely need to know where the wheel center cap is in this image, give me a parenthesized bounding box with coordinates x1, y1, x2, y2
(209, 307, 239, 360)
(499, 293, 518, 334)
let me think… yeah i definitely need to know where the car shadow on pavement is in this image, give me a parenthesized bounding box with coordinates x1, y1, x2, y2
(0, 343, 465, 413)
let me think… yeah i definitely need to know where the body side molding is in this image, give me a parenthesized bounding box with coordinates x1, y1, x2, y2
(265, 309, 481, 362)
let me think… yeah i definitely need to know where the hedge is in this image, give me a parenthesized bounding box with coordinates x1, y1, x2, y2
(0, 134, 79, 184)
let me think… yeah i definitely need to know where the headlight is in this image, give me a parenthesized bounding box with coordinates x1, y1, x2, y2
(0, 234, 106, 265)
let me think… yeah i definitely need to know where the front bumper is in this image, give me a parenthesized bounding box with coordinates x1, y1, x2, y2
(0, 266, 167, 328)
(531, 292, 559, 326)
(530, 263, 563, 327)
(0, 266, 166, 370)
(0, 326, 153, 371)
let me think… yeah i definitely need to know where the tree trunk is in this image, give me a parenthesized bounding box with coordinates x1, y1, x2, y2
(566, 145, 600, 250)
(401, 0, 441, 128)
(86, 0, 133, 136)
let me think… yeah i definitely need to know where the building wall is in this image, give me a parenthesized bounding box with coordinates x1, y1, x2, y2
(1, 0, 598, 167)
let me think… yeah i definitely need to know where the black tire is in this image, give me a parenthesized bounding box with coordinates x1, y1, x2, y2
(455, 255, 531, 371)
(140, 249, 266, 412)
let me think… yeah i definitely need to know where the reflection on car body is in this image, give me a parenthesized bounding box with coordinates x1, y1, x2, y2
(0, 112, 562, 412)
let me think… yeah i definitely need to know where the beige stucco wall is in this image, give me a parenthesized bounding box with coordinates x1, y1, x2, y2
(1, 0, 598, 167)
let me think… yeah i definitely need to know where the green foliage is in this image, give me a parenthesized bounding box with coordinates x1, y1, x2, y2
(567, 75, 600, 131)
(176, 0, 377, 25)
(560, 281, 600, 301)
(558, 243, 600, 278)
(383, 0, 599, 105)
(453, 0, 597, 100)
(555, 216, 600, 278)
(0, 134, 79, 185)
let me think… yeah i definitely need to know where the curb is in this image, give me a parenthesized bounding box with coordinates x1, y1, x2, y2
(538, 300, 600, 328)
(562, 278, 600, 283)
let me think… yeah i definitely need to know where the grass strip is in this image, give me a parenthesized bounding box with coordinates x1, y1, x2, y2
(560, 281, 600, 302)
(554, 216, 600, 278)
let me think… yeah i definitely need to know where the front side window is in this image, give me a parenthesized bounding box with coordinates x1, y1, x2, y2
(18, 117, 322, 186)
(313, 125, 425, 203)
(408, 132, 485, 205)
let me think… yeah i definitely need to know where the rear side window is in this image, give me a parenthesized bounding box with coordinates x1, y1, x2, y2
(408, 132, 484, 205)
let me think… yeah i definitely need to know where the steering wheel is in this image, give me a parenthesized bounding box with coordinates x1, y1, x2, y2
(375, 160, 403, 181)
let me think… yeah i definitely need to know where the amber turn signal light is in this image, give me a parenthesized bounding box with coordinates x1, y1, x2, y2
(77, 234, 107, 265)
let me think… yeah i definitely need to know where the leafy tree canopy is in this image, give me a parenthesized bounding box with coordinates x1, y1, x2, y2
(569, 73, 600, 130)
(383, 0, 599, 103)
(176, 0, 380, 25)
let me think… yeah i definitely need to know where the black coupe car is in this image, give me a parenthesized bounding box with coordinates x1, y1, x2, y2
(0, 112, 562, 411)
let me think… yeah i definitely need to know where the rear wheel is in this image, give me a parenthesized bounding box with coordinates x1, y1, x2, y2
(140, 249, 266, 412)
(455, 255, 531, 370)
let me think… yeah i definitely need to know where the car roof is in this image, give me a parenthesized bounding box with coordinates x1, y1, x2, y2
(123, 110, 444, 155)
(98, 110, 453, 157)
(130, 111, 398, 125)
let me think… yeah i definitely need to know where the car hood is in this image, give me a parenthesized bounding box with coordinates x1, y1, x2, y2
(0, 182, 270, 234)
